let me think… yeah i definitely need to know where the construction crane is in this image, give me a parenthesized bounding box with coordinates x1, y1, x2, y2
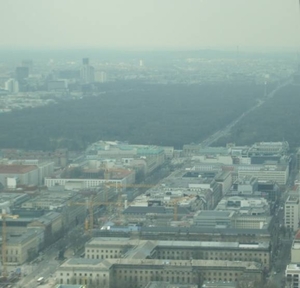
(1, 212, 19, 278)
(70, 194, 124, 235)
(106, 183, 195, 221)
(169, 195, 196, 221)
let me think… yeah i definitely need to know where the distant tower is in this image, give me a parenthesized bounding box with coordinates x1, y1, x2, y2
(21, 60, 33, 74)
(15, 67, 29, 82)
(5, 79, 19, 93)
(82, 58, 89, 65)
(139, 60, 144, 67)
(80, 58, 95, 84)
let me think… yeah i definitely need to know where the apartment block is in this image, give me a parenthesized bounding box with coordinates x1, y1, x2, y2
(285, 196, 300, 232)
(286, 264, 300, 288)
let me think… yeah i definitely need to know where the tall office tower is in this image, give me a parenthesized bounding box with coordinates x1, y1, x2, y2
(82, 58, 89, 65)
(80, 58, 95, 84)
(285, 195, 300, 232)
(5, 79, 19, 93)
(15, 66, 29, 82)
(21, 60, 33, 74)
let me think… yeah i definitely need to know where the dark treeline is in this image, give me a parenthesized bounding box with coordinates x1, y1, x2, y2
(214, 84, 300, 149)
(0, 83, 263, 151)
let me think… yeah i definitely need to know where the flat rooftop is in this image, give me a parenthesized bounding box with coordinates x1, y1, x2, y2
(286, 263, 300, 271)
(61, 258, 112, 270)
(0, 164, 37, 174)
(146, 282, 197, 288)
(286, 196, 299, 203)
(61, 257, 261, 270)
(109, 258, 262, 270)
(86, 237, 269, 250)
(202, 281, 237, 288)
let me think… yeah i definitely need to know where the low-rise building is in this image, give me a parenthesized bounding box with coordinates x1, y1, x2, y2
(20, 190, 86, 230)
(45, 168, 135, 190)
(27, 211, 63, 245)
(215, 196, 270, 216)
(0, 164, 39, 187)
(229, 180, 280, 203)
(86, 141, 166, 175)
(0, 230, 42, 265)
(237, 164, 289, 186)
(96, 225, 271, 245)
(291, 230, 300, 263)
(193, 211, 235, 228)
(201, 281, 237, 288)
(145, 282, 197, 288)
(1, 149, 68, 168)
(286, 263, 300, 288)
(85, 237, 271, 269)
(57, 258, 262, 288)
(56, 285, 86, 288)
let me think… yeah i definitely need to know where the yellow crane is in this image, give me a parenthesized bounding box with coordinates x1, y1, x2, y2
(70, 182, 157, 235)
(1, 213, 19, 278)
(105, 183, 190, 221)
(169, 196, 195, 221)
(70, 195, 124, 235)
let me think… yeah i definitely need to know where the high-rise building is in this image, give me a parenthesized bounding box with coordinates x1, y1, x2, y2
(15, 67, 29, 82)
(21, 60, 33, 74)
(80, 58, 95, 84)
(285, 195, 300, 232)
(4, 79, 19, 93)
(82, 58, 89, 65)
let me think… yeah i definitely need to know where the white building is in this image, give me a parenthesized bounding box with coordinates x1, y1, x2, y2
(45, 169, 135, 191)
(95, 71, 107, 83)
(286, 264, 300, 288)
(291, 233, 300, 263)
(4, 78, 19, 93)
(192, 155, 233, 165)
(3, 160, 55, 185)
(238, 164, 289, 185)
(80, 65, 95, 84)
(0, 165, 39, 187)
(285, 196, 300, 232)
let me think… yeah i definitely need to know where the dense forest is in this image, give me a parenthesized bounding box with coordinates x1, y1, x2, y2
(214, 84, 300, 149)
(0, 83, 264, 150)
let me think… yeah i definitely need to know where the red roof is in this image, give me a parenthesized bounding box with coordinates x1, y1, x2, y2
(0, 165, 37, 174)
(295, 230, 300, 240)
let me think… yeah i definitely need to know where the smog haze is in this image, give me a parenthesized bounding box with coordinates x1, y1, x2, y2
(1, 0, 299, 50)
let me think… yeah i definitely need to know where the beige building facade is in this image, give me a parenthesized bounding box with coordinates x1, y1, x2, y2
(85, 238, 270, 269)
(57, 258, 262, 288)
(285, 196, 300, 232)
(0, 232, 40, 265)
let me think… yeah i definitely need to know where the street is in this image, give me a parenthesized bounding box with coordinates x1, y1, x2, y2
(201, 80, 291, 147)
(14, 247, 60, 288)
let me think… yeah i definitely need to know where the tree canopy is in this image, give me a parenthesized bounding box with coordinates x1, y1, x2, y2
(214, 84, 300, 149)
(0, 83, 263, 151)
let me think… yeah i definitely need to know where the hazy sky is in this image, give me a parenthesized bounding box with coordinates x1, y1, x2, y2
(1, 0, 300, 50)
